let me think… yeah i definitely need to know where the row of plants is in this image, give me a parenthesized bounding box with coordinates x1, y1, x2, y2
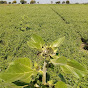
(0, 4, 88, 87)
(0, 34, 87, 88)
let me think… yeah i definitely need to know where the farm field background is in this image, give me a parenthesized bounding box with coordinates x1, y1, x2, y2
(0, 4, 88, 87)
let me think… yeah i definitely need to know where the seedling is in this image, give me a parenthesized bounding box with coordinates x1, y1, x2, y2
(0, 34, 87, 88)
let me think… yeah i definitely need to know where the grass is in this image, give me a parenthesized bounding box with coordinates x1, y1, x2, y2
(0, 4, 88, 87)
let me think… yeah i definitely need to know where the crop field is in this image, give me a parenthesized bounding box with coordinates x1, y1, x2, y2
(0, 4, 88, 87)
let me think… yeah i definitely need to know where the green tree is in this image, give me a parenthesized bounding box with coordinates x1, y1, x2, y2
(0, 0, 7, 4)
(30, 0, 36, 4)
(3, 1, 7, 4)
(66, 0, 70, 4)
(62, 1, 65, 4)
(12, 0, 17, 4)
(0, 1, 3, 4)
(56, 1, 60, 4)
(51, 1, 53, 4)
(37, 1, 39, 4)
(8, 2, 11, 4)
(20, 0, 27, 4)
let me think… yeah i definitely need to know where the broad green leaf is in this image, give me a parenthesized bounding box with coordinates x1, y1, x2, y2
(31, 34, 45, 46)
(0, 79, 22, 88)
(67, 59, 86, 71)
(27, 41, 41, 49)
(73, 68, 85, 78)
(27, 34, 45, 49)
(60, 65, 72, 74)
(0, 82, 22, 88)
(60, 65, 85, 78)
(66, 84, 72, 88)
(0, 58, 37, 83)
(55, 81, 67, 88)
(50, 56, 67, 65)
(51, 36, 65, 48)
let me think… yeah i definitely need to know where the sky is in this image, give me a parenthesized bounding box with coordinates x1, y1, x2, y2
(7, 0, 88, 4)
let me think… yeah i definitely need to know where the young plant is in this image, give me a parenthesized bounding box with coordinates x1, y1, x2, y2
(0, 34, 87, 88)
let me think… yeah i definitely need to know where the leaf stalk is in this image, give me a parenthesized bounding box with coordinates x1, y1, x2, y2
(42, 61, 47, 85)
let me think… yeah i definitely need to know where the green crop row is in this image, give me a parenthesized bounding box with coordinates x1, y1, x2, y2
(0, 4, 88, 88)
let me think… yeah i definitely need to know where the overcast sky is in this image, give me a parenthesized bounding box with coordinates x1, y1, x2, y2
(7, 0, 88, 4)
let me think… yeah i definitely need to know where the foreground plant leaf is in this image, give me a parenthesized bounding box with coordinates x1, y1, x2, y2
(66, 84, 72, 88)
(67, 59, 86, 71)
(55, 81, 67, 88)
(27, 41, 41, 49)
(0, 81, 22, 88)
(27, 34, 45, 49)
(50, 56, 67, 65)
(0, 79, 22, 88)
(0, 58, 37, 83)
(51, 56, 87, 78)
(51, 36, 65, 48)
(60, 65, 86, 78)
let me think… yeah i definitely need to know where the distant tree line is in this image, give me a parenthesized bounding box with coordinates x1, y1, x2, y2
(0, 0, 36, 4)
(55, 0, 70, 4)
(0, 1, 7, 4)
(0, 0, 69, 4)
(55, 0, 88, 4)
(0, 0, 88, 4)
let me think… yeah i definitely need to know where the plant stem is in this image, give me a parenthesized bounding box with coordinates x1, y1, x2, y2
(42, 61, 47, 85)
